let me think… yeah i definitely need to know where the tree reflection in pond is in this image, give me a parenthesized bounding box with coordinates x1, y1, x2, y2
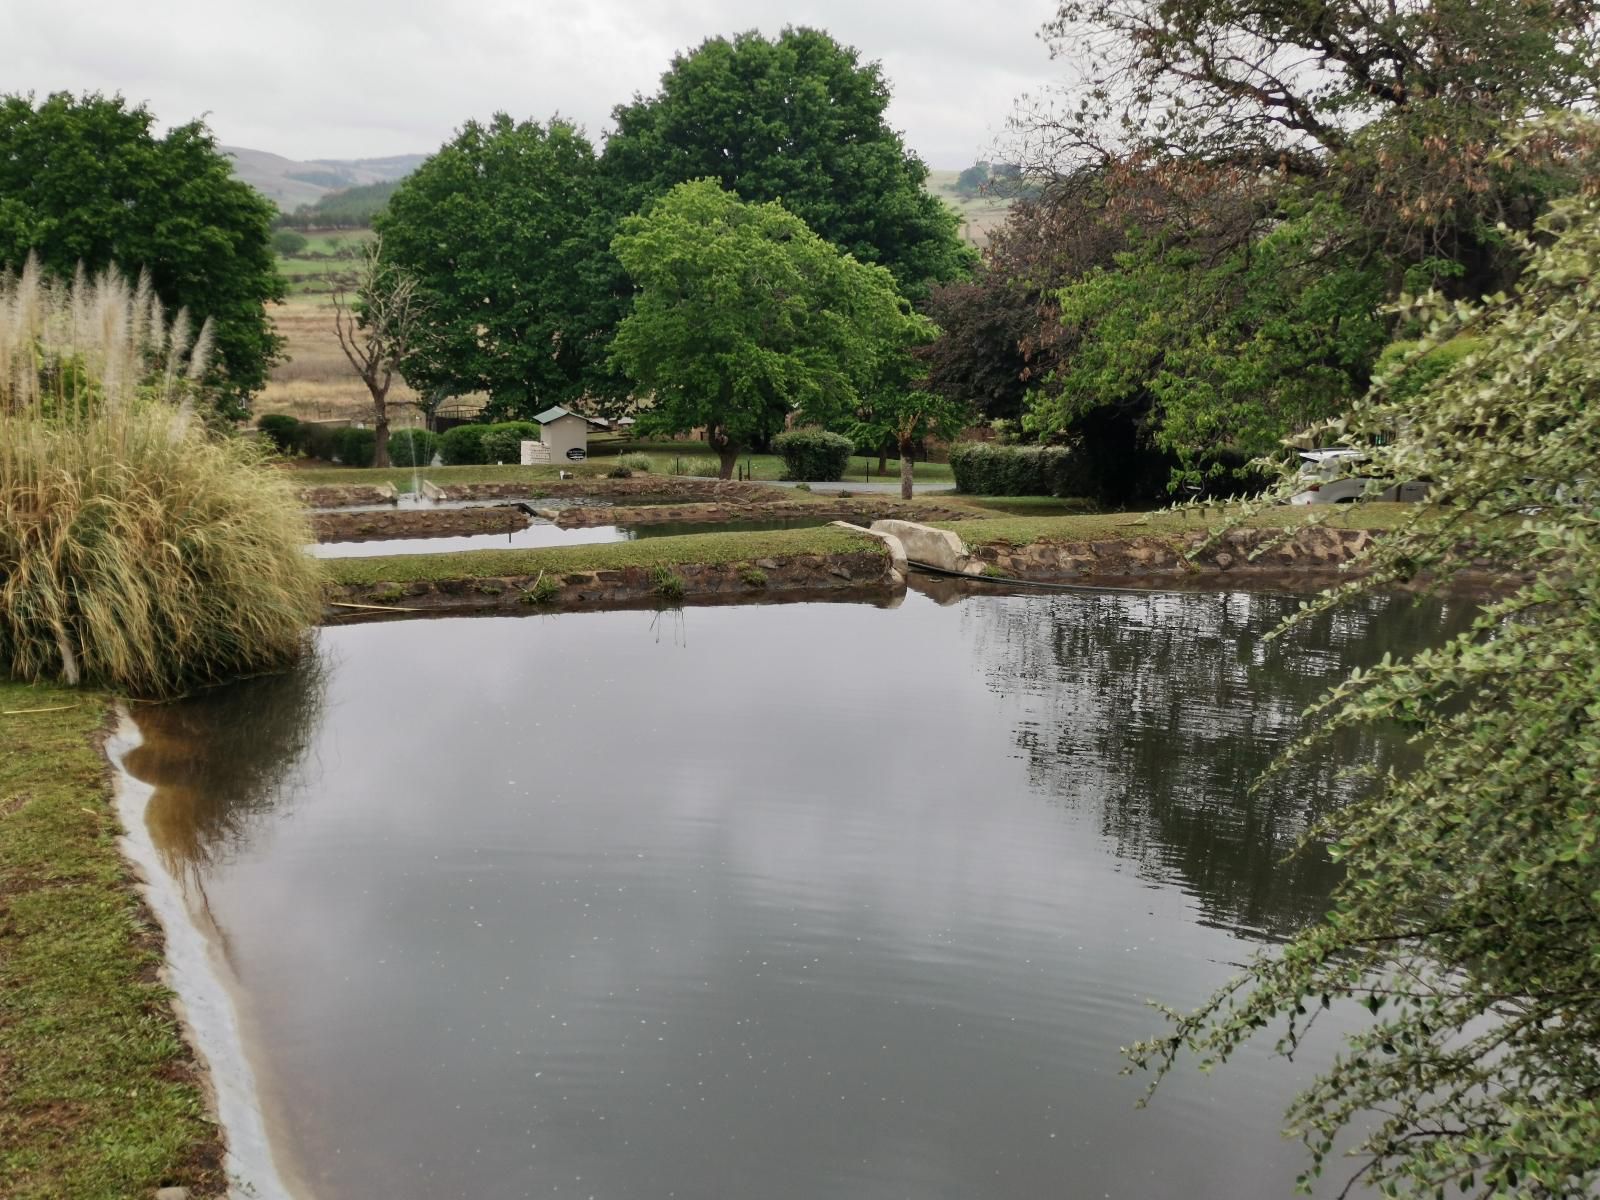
(959, 588, 1471, 938)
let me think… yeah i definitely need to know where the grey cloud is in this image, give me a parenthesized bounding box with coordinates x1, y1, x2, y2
(7, 0, 1060, 167)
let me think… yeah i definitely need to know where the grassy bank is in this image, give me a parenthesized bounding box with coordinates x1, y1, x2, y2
(287, 462, 604, 490)
(0, 680, 223, 1199)
(589, 438, 958, 484)
(325, 525, 881, 585)
(935, 503, 1415, 547)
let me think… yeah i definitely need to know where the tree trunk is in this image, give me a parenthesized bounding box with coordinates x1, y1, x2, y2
(709, 425, 738, 480)
(898, 434, 915, 500)
(371, 384, 391, 469)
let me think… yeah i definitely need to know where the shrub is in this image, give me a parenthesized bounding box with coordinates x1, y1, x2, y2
(270, 229, 309, 256)
(439, 424, 489, 465)
(0, 259, 322, 696)
(256, 413, 302, 454)
(386, 428, 438, 467)
(772, 429, 854, 481)
(947, 442, 1094, 497)
(331, 426, 376, 467)
(620, 453, 653, 472)
(1374, 336, 1484, 405)
(607, 465, 633, 479)
(298, 421, 340, 462)
(686, 457, 721, 477)
(480, 428, 522, 464)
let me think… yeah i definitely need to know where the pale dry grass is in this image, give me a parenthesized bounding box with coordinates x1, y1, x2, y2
(0, 258, 323, 695)
(259, 294, 486, 422)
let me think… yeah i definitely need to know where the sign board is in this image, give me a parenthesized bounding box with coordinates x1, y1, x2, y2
(565, 448, 587, 462)
(520, 440, 552, 466)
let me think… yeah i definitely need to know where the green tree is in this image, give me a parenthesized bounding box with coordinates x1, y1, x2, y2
(270, 229, 308, 256)
(0, 92, 285, 416)
(602, 27, 974, 300)
(851, 390, 970, 499)
(1129, 181, 1600, 1198)
(375, 115, 611, 420)
(1028, 201, 1390, 487)
(955, 162, 990, 196)
(609, 180, 931, 479)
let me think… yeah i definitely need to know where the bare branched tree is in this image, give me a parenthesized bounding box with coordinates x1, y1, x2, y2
(332, 237, 428, 469)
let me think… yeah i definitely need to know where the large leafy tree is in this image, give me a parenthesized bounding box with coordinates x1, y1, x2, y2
(375, 115, 614, 420)
(1029, 200, 1390, 486)
(0, 92, 283, 416)
(609, 180, 931, 478)
(1025, 0, 1600, 293)
(1130, 179, 1600, 1198)
(602, 27, 974, 300)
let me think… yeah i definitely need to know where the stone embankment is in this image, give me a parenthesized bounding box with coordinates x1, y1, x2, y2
(328, 548, 896, 618)
(311, 505, 529, 542)
(965, 524, 1378, 583)
(296, 482, 398, 508)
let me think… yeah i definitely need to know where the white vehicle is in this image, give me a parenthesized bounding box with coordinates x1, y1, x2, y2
(1289, 449, 1430, 505)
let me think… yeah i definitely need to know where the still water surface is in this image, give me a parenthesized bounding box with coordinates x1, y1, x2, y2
(125, 589, 1461, 1200)
(308, 517, 832, 558)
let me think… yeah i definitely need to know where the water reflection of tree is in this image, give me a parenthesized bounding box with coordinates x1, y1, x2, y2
(123, 658, 328, 881)
(962, 589, 1467, 938)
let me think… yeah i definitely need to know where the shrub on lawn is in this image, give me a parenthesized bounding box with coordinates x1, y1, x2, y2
(948, 442, 1094, 497)
(331, 426, 376, 467)
(256, 413, 302, 454)
(0, 258, 321, 695)
(439, 424, 488, 464)
(772, 430, 853, 481)
(620, 453, 653, 472)
(386, 428, 438, 467)
(481, 428, 522, 464)
(297, 421, 340, 461)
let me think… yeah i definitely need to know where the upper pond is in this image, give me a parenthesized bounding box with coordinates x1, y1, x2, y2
(307, 516, 832, 558)
(124, 588, 1465, 1200)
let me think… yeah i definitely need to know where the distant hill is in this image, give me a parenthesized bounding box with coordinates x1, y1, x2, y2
(221, 146, 426, 210)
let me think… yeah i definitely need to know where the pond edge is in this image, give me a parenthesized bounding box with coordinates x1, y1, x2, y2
(108, 712, 303, 1200)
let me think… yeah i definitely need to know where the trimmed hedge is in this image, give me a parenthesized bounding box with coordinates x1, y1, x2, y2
(387, 428, 438, 466)
(331, 426, 376, 468)
(256, 413, 301, 454)
(440, 421, 542, 465)
(772, 429, 853, 481)
(948, 442, 1094, 497)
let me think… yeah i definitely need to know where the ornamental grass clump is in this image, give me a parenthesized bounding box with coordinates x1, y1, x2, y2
(0, 257, 322, 696)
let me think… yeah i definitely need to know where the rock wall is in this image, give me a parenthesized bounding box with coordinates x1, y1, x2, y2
(326, 549, 897, 620)
(969, 525, 1379, 582)
(311, 506, 530, 543)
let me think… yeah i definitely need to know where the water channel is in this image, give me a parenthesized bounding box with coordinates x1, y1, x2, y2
(122, 587, 1467, 1199)
(307, 517, 834, 558)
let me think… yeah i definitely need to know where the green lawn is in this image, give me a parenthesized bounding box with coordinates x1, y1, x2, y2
(935, 502, 1417, 546)
(288, 462, 607, 491)
(0, 681, 223, 1199)
(325, 524, 881, 585)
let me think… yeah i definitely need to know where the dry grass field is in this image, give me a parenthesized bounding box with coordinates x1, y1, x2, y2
(926, 169, 1013, 245)
(257, 294, 486, 423)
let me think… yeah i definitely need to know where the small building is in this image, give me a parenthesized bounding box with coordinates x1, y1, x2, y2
(521, 406, 590, 466)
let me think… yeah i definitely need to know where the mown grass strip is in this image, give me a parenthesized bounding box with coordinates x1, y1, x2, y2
(934, 502, 1415, 547)
(0, 679, 223, 1199)
(323, 525, 882, 585)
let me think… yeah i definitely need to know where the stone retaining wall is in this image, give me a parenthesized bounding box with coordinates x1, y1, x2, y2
(968, 525, 1378, 582)
(311, 506, 530, 542)
(296, 483, 397, 508)
(327, 549, 896, 619)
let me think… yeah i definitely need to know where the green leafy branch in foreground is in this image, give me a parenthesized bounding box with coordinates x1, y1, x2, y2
(1126, 177, 1600, 1196)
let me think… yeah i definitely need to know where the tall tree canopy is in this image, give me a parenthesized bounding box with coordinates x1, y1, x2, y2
(0, 92, 283, 415)
(375, 115, 615, 421)
(609, 180, 931, 478)
(602, 27, 975, 300)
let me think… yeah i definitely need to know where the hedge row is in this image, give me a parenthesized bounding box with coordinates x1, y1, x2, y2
(438, 422, 542, 465)
(771, 429, 853, 481)
(948, 442, 1095, 497)
(255, 415, 439, 468)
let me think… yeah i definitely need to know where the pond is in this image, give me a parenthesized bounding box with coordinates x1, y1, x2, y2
(123, 588, 1465, 1200)
(307, 517, 835, 558)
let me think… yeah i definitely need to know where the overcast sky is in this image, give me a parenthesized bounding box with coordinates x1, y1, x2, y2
(6, 0, 1064, 168)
